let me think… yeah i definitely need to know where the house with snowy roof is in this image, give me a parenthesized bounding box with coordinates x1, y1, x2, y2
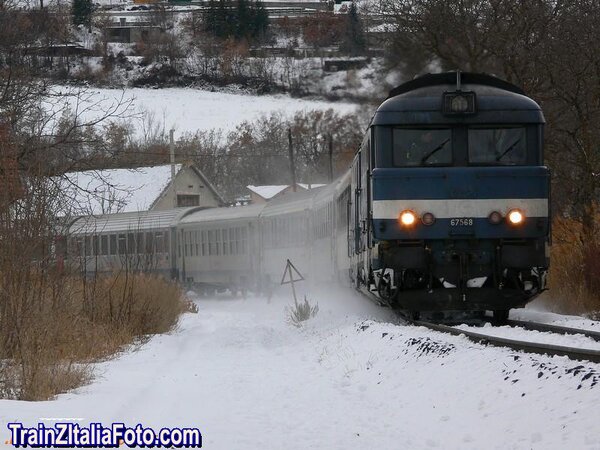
(64, 163, 225, 215)
(246, 183, 326, 204)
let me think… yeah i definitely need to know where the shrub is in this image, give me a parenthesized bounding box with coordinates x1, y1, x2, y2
(286, 295, 319, 327)
(0, 272, 186, 401)
(545, 214, 600, 317)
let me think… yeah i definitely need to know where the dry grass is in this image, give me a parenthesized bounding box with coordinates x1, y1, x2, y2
(543, 215, 600, 318)
(0, 272, 187, 401)
(286, 295, 319, 327)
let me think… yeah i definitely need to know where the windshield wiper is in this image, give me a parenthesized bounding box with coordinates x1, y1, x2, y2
(421, 138, 450, 165)
(496, 138, 521, 161)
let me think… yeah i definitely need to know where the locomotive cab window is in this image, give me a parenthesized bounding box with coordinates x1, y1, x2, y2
(468, 127, 527, 165)
(392, 128, 452, 167)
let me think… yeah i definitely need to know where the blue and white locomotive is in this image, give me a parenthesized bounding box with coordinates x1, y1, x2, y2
(349, 72, 550, 321)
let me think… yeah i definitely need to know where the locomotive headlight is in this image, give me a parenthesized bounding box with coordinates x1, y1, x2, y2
(442, 91, 476, 114)
(421, 212, 436, 226)
(399, 210, 417, 227)
(451, 95, 469, 112)
(508, 209, 524, 225)
(488, 211, 503, 225)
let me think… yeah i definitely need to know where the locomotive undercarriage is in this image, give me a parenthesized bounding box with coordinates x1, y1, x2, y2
(371, 238, 548, 318)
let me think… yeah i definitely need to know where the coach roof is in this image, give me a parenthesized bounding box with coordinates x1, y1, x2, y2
(69, 207, 202, 235)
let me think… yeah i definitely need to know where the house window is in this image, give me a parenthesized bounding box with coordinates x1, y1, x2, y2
(177, 194, 200, 207)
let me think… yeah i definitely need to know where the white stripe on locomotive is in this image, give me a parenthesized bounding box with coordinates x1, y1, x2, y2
(372, 198, 548, 219)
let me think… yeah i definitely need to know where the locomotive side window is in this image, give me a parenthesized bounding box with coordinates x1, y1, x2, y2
(392, 128, 452, 166)
(468, 127, 526, 165)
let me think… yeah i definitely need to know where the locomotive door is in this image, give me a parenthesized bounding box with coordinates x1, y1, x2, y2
(352, 152, 361, 255)
(360, 133, 370, 252)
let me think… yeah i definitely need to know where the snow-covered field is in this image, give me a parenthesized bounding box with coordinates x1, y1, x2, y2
(2, 286, 599, 450)
(62, 87, 357, 137)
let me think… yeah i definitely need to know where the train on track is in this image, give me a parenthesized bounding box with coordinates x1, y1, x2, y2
(67, 72, 551, 320)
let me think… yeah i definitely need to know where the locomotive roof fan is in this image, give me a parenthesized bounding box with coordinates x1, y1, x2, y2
(442, 70, 477, 115)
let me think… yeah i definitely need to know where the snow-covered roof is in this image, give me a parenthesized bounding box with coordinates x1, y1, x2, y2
(247, 183, 326, 200)
(63, 164, 182, 215)
(69, 207, 199, 235)
(297, 183, 326, 190)
(368, 23, 396, 33)
(247, 185, 289, 200)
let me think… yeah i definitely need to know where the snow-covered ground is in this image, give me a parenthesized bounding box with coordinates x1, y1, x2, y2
(2, 286, 599, 450)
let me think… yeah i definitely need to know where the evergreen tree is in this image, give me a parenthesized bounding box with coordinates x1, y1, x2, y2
(204, 0, 269, 41)
(204, 0, 219, 36)
(72, 0, 93, 29)
(235, 0, 250, 40)
(251, 0, 269, 40)
(341, 1, 366, 55)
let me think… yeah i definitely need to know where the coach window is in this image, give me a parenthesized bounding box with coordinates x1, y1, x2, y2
(146, 232, 154, 254)
(208, 230, 214, 256)
(241, 228, 247, 254)
(392, 128, 452, 166)
(468, 127, 527, 165)
(156, 232, 164, 254)
(72, 238, 82, 257)
(221, 229, 228, 255)
(201, 230, 207, 256)
(92, 235, 99, 255)
(118, 234, 127, 254)
(83, 236, 90, 256)
(101, 235, 109, 255)
(163, 231, 170, 254)
(109, 235, 117, 255)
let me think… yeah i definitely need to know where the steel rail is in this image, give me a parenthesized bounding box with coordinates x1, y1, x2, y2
(505, 319, 600, 342)
(411, 320, 600, 363)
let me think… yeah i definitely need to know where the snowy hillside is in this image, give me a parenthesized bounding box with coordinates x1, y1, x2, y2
(69, 87, 358, 137)
(2, 287, 599, 449)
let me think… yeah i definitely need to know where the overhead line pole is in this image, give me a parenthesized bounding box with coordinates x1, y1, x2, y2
(288, 128, 297, 192)
(328, 133, 333, 182)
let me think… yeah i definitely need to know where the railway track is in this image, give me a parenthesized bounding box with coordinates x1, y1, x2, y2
(362, 288, 600, 362)
(410, 319, 600, 363)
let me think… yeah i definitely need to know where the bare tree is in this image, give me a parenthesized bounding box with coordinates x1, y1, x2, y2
(378, 0, 600, 238)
